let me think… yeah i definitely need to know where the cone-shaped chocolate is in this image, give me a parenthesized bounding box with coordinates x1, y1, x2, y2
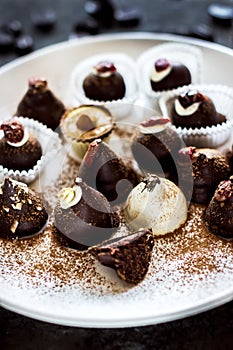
(54, 177, 120, 251)
(89, 228, 154, 285)
(0, 177, 48, 239)
(78, 139, 141, 205)
(16, 77, 65, 130)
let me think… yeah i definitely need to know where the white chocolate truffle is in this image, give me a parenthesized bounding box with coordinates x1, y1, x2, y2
(123, 175, 187, 235)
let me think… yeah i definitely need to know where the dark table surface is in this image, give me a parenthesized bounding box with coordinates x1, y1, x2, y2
(1, 1, 233, 349)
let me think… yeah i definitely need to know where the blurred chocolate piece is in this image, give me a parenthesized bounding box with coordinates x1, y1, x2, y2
(31, 9, 57, 32)
(84, 0, 114, 28)
(0, 32, 14, 53)
(72, 18, 100, 35)
(190, 24, 214, 42)
(114, 7, 142, 27)
(208, 3, 233, 26)
(1, 20, 23, 37)
(14, 35, 33, 56)
(89, 228, 154, 285)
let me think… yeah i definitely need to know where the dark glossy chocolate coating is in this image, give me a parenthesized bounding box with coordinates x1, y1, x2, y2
(54, 179, 120, 251)
(131, 118, 183, 182)
(0, 177, 48, 239)
(83, 71, 126, 101)
(16, 78, 65, 130)
(89, 228, 154, 285)
(204, 178, 233, 238)
(172, 91, 226, 128)
(78, 139, 141, 205)
(0, 133, 42, 171)
(178, 147, 230, 204)
(150, 61, 191, 92)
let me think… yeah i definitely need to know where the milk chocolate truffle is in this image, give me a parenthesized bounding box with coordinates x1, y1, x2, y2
(89, 228, 154, 285)
(150, 58, 191, 92)
(204, 177, 233, 238)
(83, 60, 126, 101)
(54, 177, 120, 251)
(178, 147, 230, 204)
(78, 139, 141, 205)
(16, 77, 65, 130)
(0, 120, 42, 171)
(131, 116, 183, 182)
(172, 89, 226, 128)
(0, 177, 48, 239)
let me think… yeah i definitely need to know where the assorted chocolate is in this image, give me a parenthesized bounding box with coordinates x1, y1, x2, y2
(1, 42, 233, 288)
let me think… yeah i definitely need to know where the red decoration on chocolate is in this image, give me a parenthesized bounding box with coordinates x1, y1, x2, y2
(155, 58, 170, 72)
(140, 117, 170, 128)
(178, 90, 206, 108)
(94, 61, 117, 74)
(0, 120, 24, 143)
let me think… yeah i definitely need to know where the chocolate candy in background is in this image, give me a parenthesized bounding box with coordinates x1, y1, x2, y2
(84, 0, 115, 28)
(14, 35, 33, 56)
(114, 7, 142, 27)
(208, 3, 233, 27)
(31, 9, 57, 32)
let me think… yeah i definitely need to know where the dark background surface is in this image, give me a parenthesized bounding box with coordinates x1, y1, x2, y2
(0, 1, 233, 349)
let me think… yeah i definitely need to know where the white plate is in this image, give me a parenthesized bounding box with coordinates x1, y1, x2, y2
(1, 33, 233, 328)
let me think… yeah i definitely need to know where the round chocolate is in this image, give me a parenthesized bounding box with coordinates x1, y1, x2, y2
(83, 61, 126, 101)
(54, 178, 120, 251)
(172, 89, 226, 128)
(0, 177, 48, 239)
(150, 60, 191, 92)
(0, 121, 42, 171)
(204, 177, 233, 238)
(16, 77, 65, 130)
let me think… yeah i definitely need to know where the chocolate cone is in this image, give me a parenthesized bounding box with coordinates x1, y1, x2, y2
(78, 139, 141, 205)
(54, 177, 120, 250)
(89, 228, 154, 285)
(16, 77, 65, 130)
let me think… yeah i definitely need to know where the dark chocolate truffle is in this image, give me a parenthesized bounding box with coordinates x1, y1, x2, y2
(0, 177, 48, 239)
(204, 177, 233, 239)
(78, 139, 141, 205)
(177, 147, 230, 204)
(54, 177, 120, 251)
(16, 77, 65, 130)
(172, 89, 226, 128)
(150, 58, 191, 92)
(0, 120, 42, 171)
(89, 228, 154, 285)
(131, 116, 183, 182)
(83, 60, 126, 101)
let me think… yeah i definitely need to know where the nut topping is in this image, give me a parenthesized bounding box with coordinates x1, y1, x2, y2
(76, 114, 96, 131)
(214, 179, 233, 202)
(58, 185, 82, 209)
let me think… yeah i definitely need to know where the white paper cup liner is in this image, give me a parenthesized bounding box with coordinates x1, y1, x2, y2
(69, 52, 138, 120)
(137, 42, 203, 108)
(0, 117, 62, 183)
(158, 84, 233, 148)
